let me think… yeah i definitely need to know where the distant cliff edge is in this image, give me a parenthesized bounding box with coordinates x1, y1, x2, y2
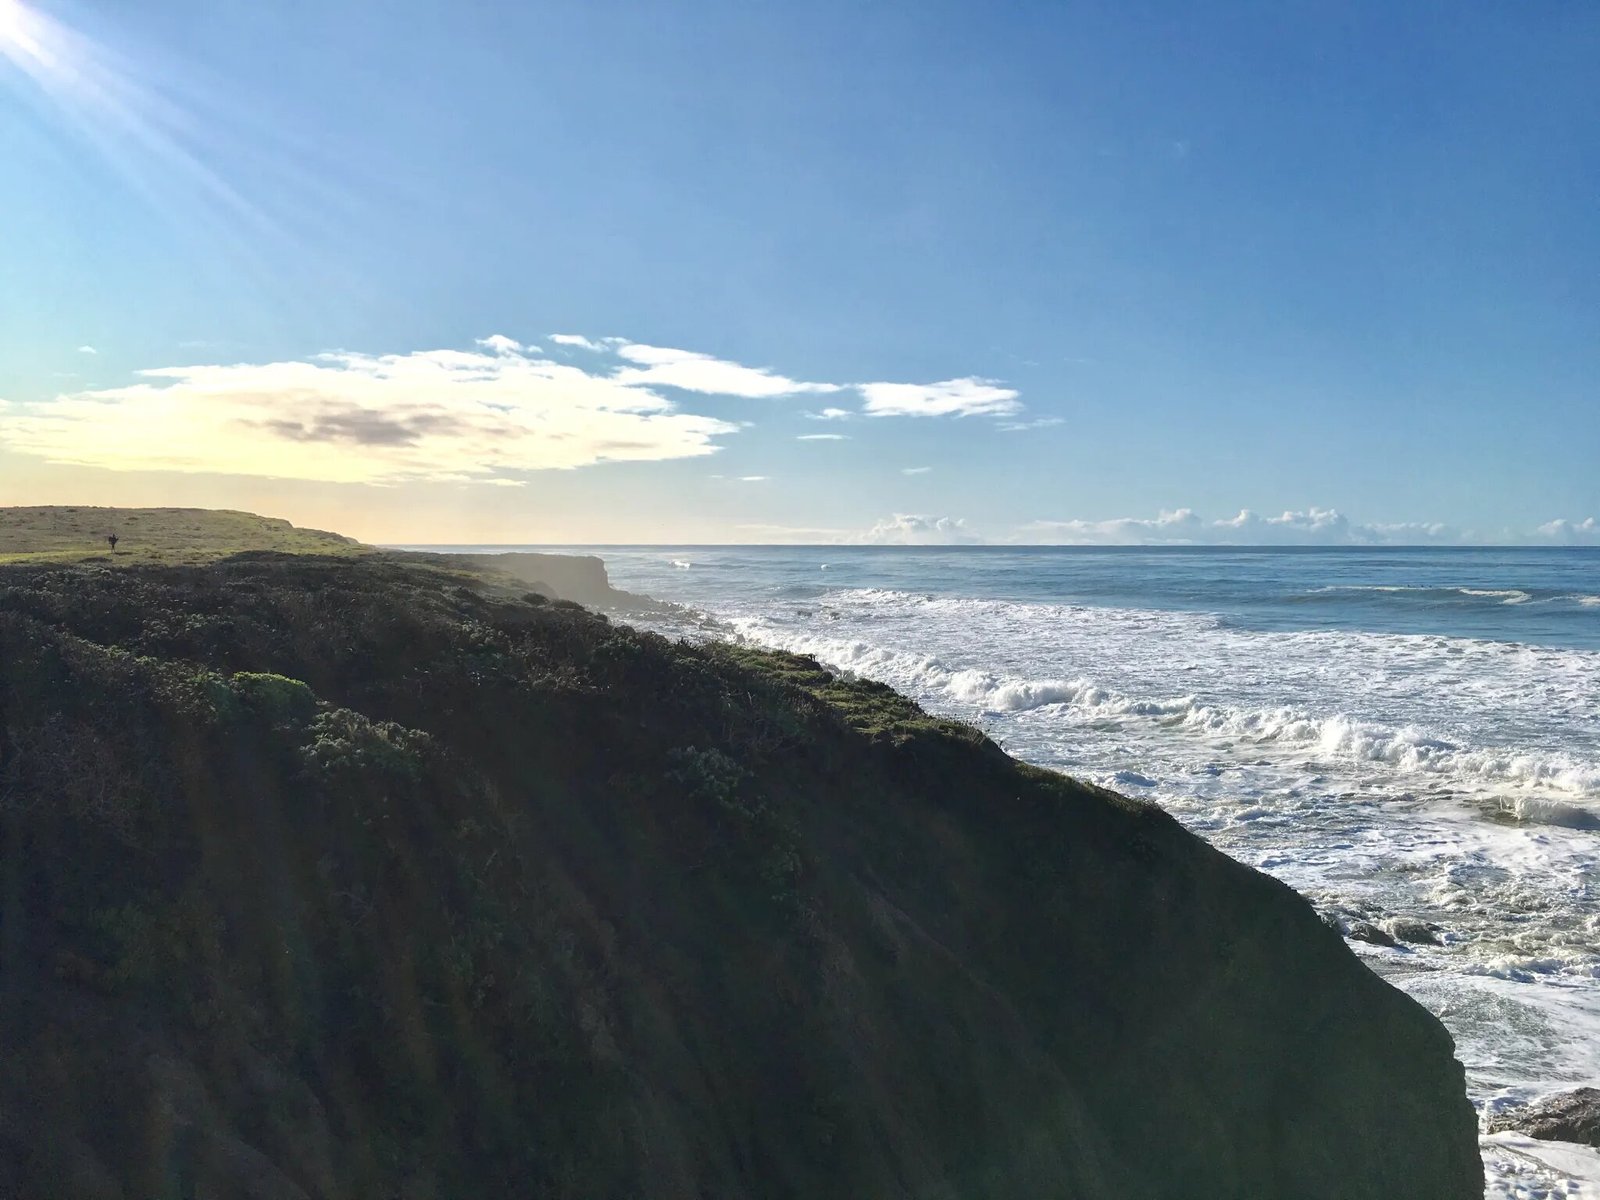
(405, 550, 663, 611)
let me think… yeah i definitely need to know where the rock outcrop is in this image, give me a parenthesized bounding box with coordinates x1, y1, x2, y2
(0, 555, 1482, 1198)
(1489, 1088, 1600, 1148)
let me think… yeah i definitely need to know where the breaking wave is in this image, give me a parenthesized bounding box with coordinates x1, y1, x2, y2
(726, 590, 1600, 823)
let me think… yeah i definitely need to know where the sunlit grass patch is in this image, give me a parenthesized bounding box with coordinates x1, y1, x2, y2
(0, 506, 368, 565)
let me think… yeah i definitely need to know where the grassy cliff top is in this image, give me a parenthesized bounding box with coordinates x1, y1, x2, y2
(0, 505, 367, 565)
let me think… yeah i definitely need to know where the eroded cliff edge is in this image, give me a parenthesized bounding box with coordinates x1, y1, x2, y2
(0, 555, 1480, 1198)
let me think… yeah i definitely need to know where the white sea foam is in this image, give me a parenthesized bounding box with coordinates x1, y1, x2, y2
(1316, 585, 1541, 604)
(726, 602, 1600, 818)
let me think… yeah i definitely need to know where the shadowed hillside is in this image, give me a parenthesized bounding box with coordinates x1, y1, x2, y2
(0, 554, 1481, 1198)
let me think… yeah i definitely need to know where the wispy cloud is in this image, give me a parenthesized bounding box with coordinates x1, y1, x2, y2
(0, 341, 737, 484)
(731, 514, 978, 545)
(76, 345, 98, 355)
(612, 343, 839, 399)
(737, 475, 770, 482)
(734, 522, 853, 542)
(902, 466, 932, 475)
(563, 336, 1030, 420)
(859, 377, 1021, 418)
(996, 416, 1065, 432)
(797, 433, 848, 441)
(475, 333, 526, 355)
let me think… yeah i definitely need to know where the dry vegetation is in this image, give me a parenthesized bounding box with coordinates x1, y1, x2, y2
(0, 505, 366, 565)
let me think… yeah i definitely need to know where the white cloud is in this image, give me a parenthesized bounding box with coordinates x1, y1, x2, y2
(1014, 507, 1352, 545)
(858, 377, 1021, 418)
(902, 466, 932, 475)
(996, 416, 1065, 432)
(1007, 507, 1600, 546)
(1011, 507, 1489, 546)
(737, 475, 769, 482)
(475, 334, 525, 355)
(727, 514, 981, 545)
(733, 522, 853, 542)
(1538, 517, 1599, 543)
(76, 345, 98, 355)
(856, 514, 980, 545)
(612, 343, 840, 399)
(797, 433, 848, 441)
(0, 342, 737, 485)
(3, 332, 1038, 488)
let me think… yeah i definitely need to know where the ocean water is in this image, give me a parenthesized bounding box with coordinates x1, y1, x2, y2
(430, 544, 1600, 1197)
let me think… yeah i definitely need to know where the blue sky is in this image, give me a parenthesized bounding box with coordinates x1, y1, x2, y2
(1, 0, 1595, 543)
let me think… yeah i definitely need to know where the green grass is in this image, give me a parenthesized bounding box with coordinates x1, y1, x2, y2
(0, 505, 368, 565)
(712, 642, 979, 742)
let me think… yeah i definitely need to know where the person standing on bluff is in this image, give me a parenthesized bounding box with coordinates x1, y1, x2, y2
(106, 533, 118, 553)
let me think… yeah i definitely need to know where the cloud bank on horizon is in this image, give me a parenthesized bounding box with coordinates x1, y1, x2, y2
(746, 508, 1600, 547)
(0, 333, 1029, 484)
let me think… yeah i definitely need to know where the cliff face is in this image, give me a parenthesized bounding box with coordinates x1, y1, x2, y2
(0, 556, 1480, 1199)
(414, 550, 658, 610)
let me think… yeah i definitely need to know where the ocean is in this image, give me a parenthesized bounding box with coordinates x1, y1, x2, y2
(427, 544, 1600, 1197)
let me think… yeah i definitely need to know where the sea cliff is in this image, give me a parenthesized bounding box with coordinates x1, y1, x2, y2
(0, 552, 1481, 1198)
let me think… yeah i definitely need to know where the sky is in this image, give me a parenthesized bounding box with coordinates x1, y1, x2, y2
(1, 0, 1596, 545)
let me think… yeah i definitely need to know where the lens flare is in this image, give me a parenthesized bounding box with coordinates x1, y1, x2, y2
(1, 0, 380, 316)
(0, 0, 42, 58)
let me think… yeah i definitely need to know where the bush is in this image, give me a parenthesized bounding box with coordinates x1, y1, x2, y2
(300, 708, 431, 780)
(230, 672, 317, 725)
(666, 745, 746, 812)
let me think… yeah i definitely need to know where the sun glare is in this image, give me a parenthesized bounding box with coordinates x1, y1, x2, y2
(0, 0, 26, 40)
(0, 0, 42, 60)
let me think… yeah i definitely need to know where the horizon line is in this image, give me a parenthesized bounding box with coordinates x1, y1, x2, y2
(384, 542, 1600, 551)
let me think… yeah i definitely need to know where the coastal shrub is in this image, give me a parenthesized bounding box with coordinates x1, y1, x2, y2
(666, 745, 747, 812)
(300, 707, 431, 781)
(665, 744, 809, 918)
(230, 671, 317, 725)
(156, 667, 240, 724)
